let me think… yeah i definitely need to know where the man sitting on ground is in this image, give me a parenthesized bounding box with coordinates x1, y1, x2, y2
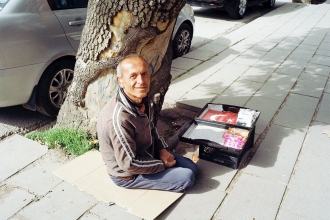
(97, 54, 197, 192)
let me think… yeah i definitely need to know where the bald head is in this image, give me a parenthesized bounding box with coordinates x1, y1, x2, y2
(116, 54, 150, 104)
(116, 55, 149, 78)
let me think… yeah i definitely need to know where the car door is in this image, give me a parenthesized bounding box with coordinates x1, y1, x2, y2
(49, 0, 88, 51)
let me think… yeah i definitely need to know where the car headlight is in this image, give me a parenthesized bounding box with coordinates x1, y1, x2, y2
(185, 4, 194, 17)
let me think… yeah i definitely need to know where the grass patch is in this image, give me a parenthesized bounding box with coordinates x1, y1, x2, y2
(26, 127, 98, 156)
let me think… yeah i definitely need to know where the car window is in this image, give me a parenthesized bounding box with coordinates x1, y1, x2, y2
(48, 0, 88, 10)
(0, 0, 9, 11)
(72, 0, 88, 8)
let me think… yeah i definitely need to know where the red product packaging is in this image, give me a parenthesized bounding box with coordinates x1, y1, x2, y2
(202, 110, 238, 125)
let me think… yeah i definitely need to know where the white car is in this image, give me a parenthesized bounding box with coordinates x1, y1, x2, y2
(0, 0, 195, 117)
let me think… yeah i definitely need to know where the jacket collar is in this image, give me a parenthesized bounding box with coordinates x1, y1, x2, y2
(117, 88, 149, 116)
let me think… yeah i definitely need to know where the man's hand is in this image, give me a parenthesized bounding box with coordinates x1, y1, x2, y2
(159, 149, 176, 168)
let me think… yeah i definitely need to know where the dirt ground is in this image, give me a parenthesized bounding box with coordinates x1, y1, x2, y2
(156, 103, 200, 161)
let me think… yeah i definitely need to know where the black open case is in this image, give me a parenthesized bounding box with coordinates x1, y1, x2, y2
(178, 103, 260, 169)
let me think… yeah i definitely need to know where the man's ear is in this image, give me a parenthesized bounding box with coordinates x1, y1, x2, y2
(116, 77, 123, 88)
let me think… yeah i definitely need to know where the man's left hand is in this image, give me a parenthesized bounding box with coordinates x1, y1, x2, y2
(159, 149, 176, 168)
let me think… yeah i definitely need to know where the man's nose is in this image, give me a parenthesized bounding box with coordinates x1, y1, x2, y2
(136, 74, 144, 84)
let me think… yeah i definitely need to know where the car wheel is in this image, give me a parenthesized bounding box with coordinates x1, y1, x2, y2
(229, 0, 247, 19)
(173, 23, 192, 58)
(263, 0, 275, 8)
(36, 59, 75, 117)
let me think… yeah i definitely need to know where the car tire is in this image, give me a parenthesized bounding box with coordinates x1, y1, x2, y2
(173, 23, 192, 59)
(228, 0, 247, 19)
(36, 59, 75, 117)
(262, 0, 275, 8)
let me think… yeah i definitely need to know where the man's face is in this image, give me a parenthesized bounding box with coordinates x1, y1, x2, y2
(117, 57, 150, 103)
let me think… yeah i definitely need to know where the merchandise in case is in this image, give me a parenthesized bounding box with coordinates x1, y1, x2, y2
(179, 103, 260, 169)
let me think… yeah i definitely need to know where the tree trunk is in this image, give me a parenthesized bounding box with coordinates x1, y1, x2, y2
(56, 0, 187, 135)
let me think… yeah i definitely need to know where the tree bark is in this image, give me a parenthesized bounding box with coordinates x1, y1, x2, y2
(56, 0, 187, 135)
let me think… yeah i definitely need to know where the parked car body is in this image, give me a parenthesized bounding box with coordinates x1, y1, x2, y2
(0, 0, 194, 117)
(187, 0, 275, 19)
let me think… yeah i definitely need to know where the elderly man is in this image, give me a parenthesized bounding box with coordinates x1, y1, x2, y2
(97, 54, 197, 192)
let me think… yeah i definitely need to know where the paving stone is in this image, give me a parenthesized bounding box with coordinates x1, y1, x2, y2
(208, 36, 233, 46)
(253, 55, 284, 69)
(264, 32, 286, 43)
(315, 93, 330, 124)
(217, 63, 250, 78)
(304, 63, 330, 77)
(195, 159, 237, 192)
(323, 34, 330, 43)
(225, 32, 250, 47)
(302, 36, 324, 46)
(90, 203, 141, 220)
(277, 209, 311, 220)
(8, 213, 30, 220)
(273, 93, 319, 131)
(246, 30, 270, 42)
(194, 74, 229, 96)
(231, 49, 267, 66)
(212, 95, 246, 108)
(279, 37, 301, 48)
(170, 68, 187, 81)
(79, 212, 104, 220)
(318, 42, 330, 51)
(276, 58, 308, 77)
(177, 89, 217, 109)
(215, 173, 286, 220)
(279, 153, 330, 220)
(325, 79, 330, 93)
(276, 41, 297, 51)
(0, 187, 35, 220)
(19, 182, 97, 220)
(196, 43, 227, 54)
(288, 47, 315, 61)
(6, 150, 65, 196)
(254, 72, 297, 102)
(0, 135, 48, 182)
(288, 27, 308, 36)
(208, 48, 240, 64)
(188, 60, 225, 76)
(156, 182, 226, 220)
(309, 54, 330, 67)
(251, 40, 278, 52)
(213, 80, 262, 107)
(239, 66, 275, 84)
(244, 125, 306, 184)
(292, 71, 328, 98)
(165, 90, 190, 102)
(194, 63, 249, 95)
(183, 50, 218, 61)
(230, 41, 255, 53)
(263, 47, 292, 61)
(316, 49, 330, 57)
(244, 35, 266, 45)
(301, 121, 330, 159)
(165, 72, 204, 100)
(171, 57, 202, 70)
(296, 43, 318, 51)
(245, 96, 283, 135)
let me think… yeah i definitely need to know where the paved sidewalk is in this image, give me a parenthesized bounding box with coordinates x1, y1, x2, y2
(166, 1, 330, 219)
(1, 1, 330, 220)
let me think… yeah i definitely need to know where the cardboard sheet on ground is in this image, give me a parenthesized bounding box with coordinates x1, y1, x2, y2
(53, 150, 183, 220)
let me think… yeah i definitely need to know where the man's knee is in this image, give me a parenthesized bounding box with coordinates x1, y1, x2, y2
(178, 168, 196, 189)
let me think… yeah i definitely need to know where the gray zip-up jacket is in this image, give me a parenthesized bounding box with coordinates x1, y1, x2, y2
(97, 89, 166, 178)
